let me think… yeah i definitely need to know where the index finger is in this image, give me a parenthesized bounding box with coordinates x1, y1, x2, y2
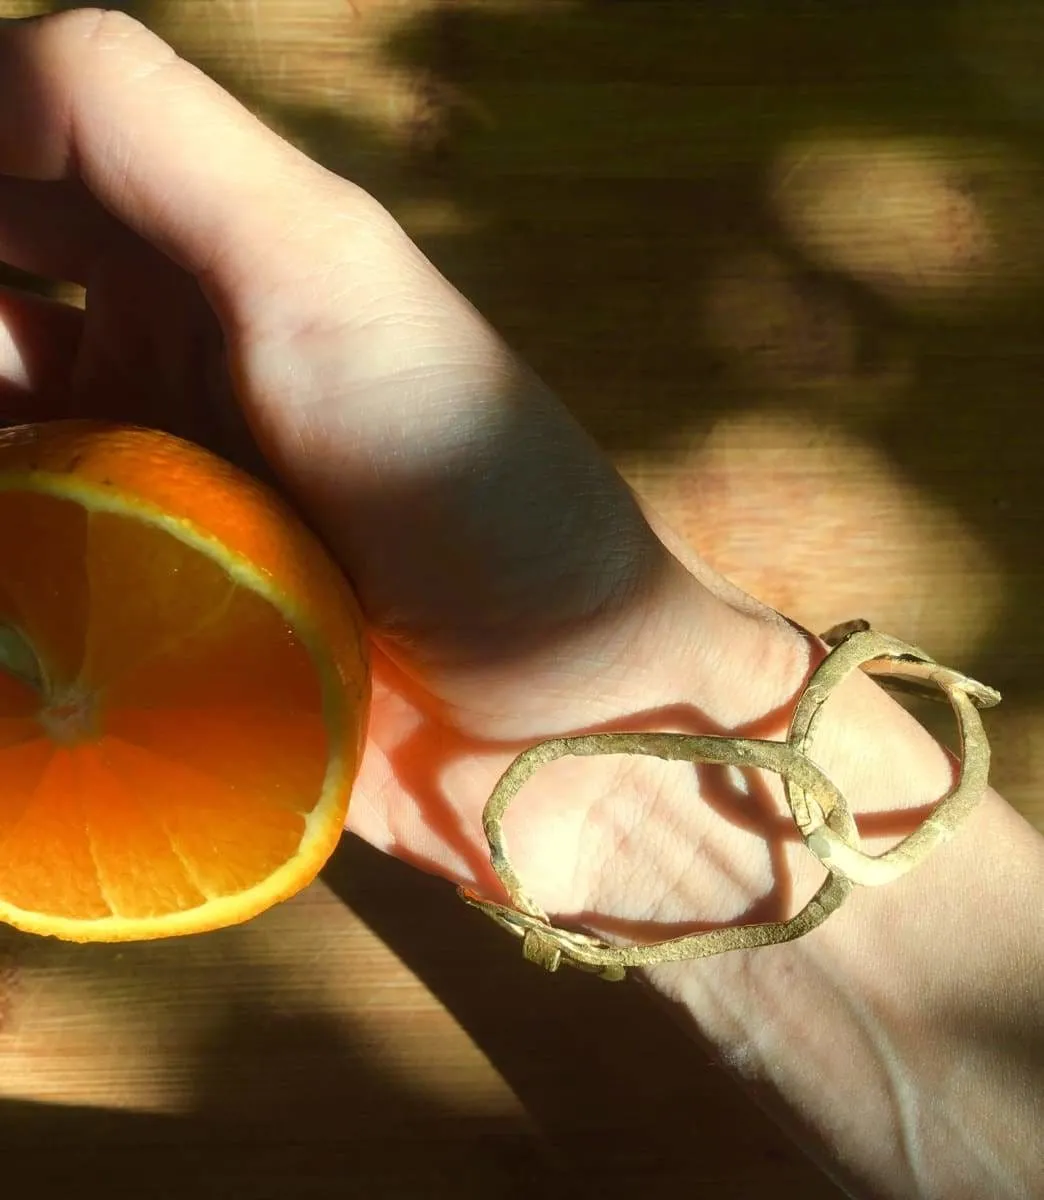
(0, 10, 390, 317)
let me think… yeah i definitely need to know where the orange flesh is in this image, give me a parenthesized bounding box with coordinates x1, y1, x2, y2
(0, 490, 328, 923)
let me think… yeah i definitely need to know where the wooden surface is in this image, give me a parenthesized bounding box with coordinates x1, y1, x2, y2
(3, 1, 1044, 1196)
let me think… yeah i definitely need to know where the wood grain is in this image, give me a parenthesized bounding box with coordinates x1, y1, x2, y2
(2, 2, 1043, 1196)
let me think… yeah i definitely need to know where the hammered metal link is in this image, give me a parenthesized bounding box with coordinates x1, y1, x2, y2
(459, 621, 999, 981)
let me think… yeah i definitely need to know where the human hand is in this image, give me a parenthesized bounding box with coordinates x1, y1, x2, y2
(6, 17, 1043, 1199)
(0, 9, 816, 930)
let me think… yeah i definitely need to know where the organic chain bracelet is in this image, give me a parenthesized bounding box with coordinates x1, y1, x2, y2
(459, 620, 1001, 982)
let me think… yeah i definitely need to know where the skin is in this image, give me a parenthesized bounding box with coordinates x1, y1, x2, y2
(0, 12, 1040, 1198)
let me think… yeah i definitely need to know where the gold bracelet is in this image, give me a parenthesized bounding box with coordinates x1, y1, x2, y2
(458, 620, 1000, 982)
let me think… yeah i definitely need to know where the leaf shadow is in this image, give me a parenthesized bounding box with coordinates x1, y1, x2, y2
(0, 1010, 544, 1199)
(320, 837, 843, 1198)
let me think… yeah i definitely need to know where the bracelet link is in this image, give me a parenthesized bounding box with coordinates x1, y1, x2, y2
(460, 621, 1000, 982)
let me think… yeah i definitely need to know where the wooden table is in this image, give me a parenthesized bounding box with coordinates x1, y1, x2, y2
(2, 2, 1042, 1195)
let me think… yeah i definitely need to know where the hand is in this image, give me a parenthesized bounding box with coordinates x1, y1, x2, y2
(0, 10, 808, 926)
(4, 16, 1042, 1200)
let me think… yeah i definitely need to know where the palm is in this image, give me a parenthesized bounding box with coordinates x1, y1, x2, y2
(44, 240, 660, 914)
(354, 628, 670, 915)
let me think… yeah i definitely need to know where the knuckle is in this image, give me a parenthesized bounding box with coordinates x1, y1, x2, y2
(61, 7, 150, 48)
(54, 7, 173, 66)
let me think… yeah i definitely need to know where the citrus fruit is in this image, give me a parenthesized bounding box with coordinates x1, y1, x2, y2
(0, 420, 369, 942)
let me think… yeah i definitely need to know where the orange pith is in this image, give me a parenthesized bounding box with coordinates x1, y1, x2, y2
(0, 421, 369, 942)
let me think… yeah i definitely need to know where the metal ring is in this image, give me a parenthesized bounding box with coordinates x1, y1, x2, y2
(785, 629, 998, 886)
(459, 623, 1000, 977)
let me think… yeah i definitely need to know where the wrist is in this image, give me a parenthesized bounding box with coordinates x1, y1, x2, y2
(562, 600, 964, 970)
(508, 559, 817, 926)
(545, 571, 1043, 1199)
(543, 568, 956, 940)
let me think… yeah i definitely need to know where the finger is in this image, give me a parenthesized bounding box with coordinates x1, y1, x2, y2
(0, 176, 122, 284)
(0, 10, 384, 320)
(0, 284, 82, 406)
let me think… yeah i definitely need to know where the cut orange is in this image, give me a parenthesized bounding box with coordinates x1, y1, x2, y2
(0, 420, 369, 942)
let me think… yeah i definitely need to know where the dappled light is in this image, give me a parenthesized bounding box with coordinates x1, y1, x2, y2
(0, 877, 527, 1121)
(626, 412, 1003, 666)
(771, 135, 1044, 310)
(162, 0, 425, 146)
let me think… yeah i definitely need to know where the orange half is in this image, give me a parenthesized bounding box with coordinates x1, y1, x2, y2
(0, 421, 369, 941)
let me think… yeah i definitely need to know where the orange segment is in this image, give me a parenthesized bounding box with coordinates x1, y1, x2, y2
(0, 738, 58, 845)
(105, 707, 327, 814)
(0, 671, 41, 720)
(0, 719, 40, 749)
(0, 490, 89, 683)
(74, 744, 206, 917)
(0, 673, 42, 752)
(105, 582, 324, 715)
(0, 747, 112, 921)
(0, 420, 370, 942)
(80, 508, 236, 689)
(100, 739, 307, 901)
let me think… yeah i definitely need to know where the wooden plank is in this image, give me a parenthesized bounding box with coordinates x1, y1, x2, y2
(3, 2, 1044, 1196)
